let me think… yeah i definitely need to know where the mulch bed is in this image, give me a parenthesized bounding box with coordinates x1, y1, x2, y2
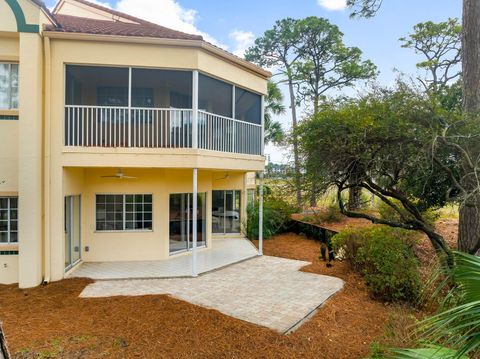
(0, 220, 458, 359)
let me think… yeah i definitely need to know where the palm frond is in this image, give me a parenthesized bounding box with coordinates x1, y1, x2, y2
(393, 345, 469, 359)
(394, 251, 480, 359)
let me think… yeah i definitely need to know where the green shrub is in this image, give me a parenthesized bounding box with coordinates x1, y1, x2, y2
(312, 204, 343, 223)
(245, 197, 297, 240)
(332, 226, 422, 303)
(377, 200, 439, 227)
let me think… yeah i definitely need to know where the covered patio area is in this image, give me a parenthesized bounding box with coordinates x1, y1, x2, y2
(68, 237, 258, 280)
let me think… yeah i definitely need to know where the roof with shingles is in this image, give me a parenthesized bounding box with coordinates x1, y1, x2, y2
(44, 0, 270, 78)
(46, 14, 203, 40)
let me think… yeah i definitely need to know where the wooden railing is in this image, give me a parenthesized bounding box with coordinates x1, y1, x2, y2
(64, 106, 262, 155)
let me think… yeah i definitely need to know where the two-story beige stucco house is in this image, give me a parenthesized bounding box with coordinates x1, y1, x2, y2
(0, 0, 268, 288)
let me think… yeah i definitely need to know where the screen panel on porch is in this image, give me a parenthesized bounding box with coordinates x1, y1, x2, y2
(169, 193, 206, 254)
(65, 65, 194, 148)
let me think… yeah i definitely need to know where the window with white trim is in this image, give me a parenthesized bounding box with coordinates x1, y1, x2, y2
(0, 197, 18, 243)
(96, 194, 152, 231)
(0, 63, 19, 110)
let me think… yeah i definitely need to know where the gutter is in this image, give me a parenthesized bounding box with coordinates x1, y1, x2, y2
(43, 36, 51, 284)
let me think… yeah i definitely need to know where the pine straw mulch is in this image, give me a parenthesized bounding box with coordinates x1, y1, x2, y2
(0, 220, 458, 359)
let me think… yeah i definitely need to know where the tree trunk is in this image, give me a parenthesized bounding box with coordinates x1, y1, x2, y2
(348, 187, 362, 211)
(460, 0, 480, 254)
(287, 76, 302, 207)
(309, 94, 320, 208)
(459, 203, 480, 254)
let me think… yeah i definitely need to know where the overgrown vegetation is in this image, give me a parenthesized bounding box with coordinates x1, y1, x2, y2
(332, 226, 422, 303)
(393, 251, 480, 358)
(314, 205, 343, 223)
(245, 197, 297, 240)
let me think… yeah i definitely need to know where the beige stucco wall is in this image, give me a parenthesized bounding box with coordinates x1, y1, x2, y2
(0, 2, 18, 33)
(17, 32, 44, 288)
(56, 0, 137, 23)
(0, 254, 19, 284)
(18, 0, 44, 25)
(0, 35, 19, 58)
(56, 168, 246, 266)
(0, 0, 52, 33)
(0, 1, 266, 285)
(49, 39, 266, 94)
(48, 37, 265, 173)
(0, 122, 19, 193)
(0, 32, 20, 195)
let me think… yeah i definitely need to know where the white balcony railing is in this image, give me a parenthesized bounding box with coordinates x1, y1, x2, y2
(64, 105, 262, 155)
(198, 111, 262, 155)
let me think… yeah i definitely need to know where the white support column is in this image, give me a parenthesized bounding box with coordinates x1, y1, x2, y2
(192, 168, 198, 277)
(258, 171, 264, 256)
(232, 85, 236, 153)
(128, 67, 132, 147)
(261, 95, 265, 156)
(192, 71, 199, 149)
(232, 84, 236, 118)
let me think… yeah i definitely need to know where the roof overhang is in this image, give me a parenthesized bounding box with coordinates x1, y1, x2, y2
(42, 30, 272, 79)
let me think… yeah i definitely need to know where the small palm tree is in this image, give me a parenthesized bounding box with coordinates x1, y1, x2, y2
(393, 251, 480, 359)
(264, 81, 286, 145)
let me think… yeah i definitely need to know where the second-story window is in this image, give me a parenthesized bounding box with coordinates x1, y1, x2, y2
(0, 63, 19, 110)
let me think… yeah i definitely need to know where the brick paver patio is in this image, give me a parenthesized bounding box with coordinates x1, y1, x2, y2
(80, 256, 344, 333)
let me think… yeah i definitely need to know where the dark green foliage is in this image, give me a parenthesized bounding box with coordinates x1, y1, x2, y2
(264, 81, 285, 145)
(297, 84, 454, 256)
(399, 18, 461, 94)
(393, 251, 480, 358)
(313, 205, 343, 223)
(332, 226, 422, 303)
(246, 197, 297, 240)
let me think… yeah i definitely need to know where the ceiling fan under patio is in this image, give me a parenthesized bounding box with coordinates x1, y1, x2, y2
(101, 169, 138, 180)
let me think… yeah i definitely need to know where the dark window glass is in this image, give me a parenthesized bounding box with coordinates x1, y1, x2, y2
(66, 65, 129, 106)
(0, 197, 18, 243)
(132, 69, 192, 109)
(235, 87, 261, 124)
(96, 194, 123, 231)
(96, 194, 152, 231)
(198, 74, 232, 117)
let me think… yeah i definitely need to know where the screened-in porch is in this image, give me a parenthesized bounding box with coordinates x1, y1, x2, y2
(64, 65, 264, 155)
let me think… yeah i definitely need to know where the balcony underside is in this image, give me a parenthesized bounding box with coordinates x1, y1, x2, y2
(61, 146, 265, 171)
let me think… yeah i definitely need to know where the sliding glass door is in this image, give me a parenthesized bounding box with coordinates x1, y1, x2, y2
(212, 190, 241, 234)
(169, 193, 206, 254)
(65, 195, 81, 270)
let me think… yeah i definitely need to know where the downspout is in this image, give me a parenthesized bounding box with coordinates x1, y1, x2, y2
(43, 36, 51, 284)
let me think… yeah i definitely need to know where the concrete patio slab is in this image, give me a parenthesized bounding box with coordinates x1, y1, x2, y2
(69, 237, 258, 279)
(80, 256, 344, 333)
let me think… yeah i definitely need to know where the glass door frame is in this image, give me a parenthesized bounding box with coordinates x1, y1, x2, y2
(169, 192, 207, 255)
(212, 190, 241, 234)
(65, 195, 82, 271)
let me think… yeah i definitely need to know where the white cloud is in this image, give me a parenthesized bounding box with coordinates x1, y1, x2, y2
(114, 0, 227, 48)
(317, 0, 347, 11)
(229, 30, 255, 58)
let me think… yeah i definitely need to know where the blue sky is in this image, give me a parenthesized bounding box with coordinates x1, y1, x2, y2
(46, 0, 462, 162)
